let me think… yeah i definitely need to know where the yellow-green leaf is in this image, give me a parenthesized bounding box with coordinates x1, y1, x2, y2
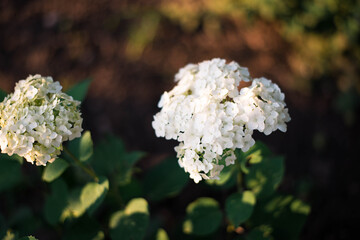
(183, 197, 222, 236)
(109, 198, 149, 240)
(225, 191, 256, 226)
(42, 158, 69, 182)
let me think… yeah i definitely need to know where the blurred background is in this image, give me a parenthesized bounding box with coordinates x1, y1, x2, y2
(0, 0, 359, 239)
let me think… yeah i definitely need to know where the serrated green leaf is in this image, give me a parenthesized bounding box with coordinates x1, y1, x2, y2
(66, 78, 92, 101)
(109, 198, 149, 240)
(0, 89, 7, 102)
(42, 158, 69, 182)
(183, 197, 222, 236)
(44, 179, 68, 225)
(144, 157, 188, 201)
(249, 194, 310, 240)
(0, 154, 22, 192)
(245, 156, 284, 200)
(226, 191, 256, 226)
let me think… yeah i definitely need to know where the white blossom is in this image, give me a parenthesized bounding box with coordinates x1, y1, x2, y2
(152, 58, 290, 183)
(0, 74, 83, 165)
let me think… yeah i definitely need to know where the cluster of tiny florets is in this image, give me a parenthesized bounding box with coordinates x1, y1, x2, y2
(0, 75, 83, 165)
(152, 58, 290, 183)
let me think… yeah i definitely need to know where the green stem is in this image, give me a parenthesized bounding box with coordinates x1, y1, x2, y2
(235, 152, 244, 192)
(63, 146, 99, 182)
(236, 169, 243, 192)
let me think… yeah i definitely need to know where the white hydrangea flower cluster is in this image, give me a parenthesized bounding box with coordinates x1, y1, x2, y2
(152, 58, 290, 183)
(0, 75, 83, 166)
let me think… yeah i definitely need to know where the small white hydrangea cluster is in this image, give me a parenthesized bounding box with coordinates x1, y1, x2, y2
(152, 58, 290, 183)
(0, 75, 83, 165)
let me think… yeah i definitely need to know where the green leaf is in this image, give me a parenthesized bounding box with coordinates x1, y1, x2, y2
(79, 131, 93, 162)
(155, 228, 169, 240)
(206, 164, 237, 189)
(183, 197, 222, 236)
(92, 135, 144, 185)
(8, 207, 32, 226)
(63, 215, 104, 240)
(66, 131, 93, 163)
(126, 12, 160, 60)
(245, 156, 284, 200)
(0, 154, 22, 192)
(0, 89, 7, 102)
(2, 230, 17, 240)
(245, 227, 273, 240)
(226, 191, 256, 226)
(109, 198, 149, 240)
(235, 142, 272, 175)
(7, 206, 41, 235)
(144, 157, 188, 201)
(18, 236, 38, 240)
(116, 151, 145, 185)
(118, 178, 143, 203)
(61, 188, 83, 219)
(92, 135, 125, 176)
(249, 194, 310, 240)
(243, 142, 272, 162)
(62, 177, 109, 219)
(42, 158, 69, 182)
(81, 176, 109, 215)
(66, 78, 92, 102)
(235, 149, 250, 174)
(44, 179, 68, 225)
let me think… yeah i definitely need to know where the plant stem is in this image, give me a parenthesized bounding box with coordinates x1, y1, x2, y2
(63, 146, 99, 182)
(236, 153, 244, 192)
(237, 170, 243, 192)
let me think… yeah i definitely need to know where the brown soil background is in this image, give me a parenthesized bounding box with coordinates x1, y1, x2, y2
(1, 1, 359, 239)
